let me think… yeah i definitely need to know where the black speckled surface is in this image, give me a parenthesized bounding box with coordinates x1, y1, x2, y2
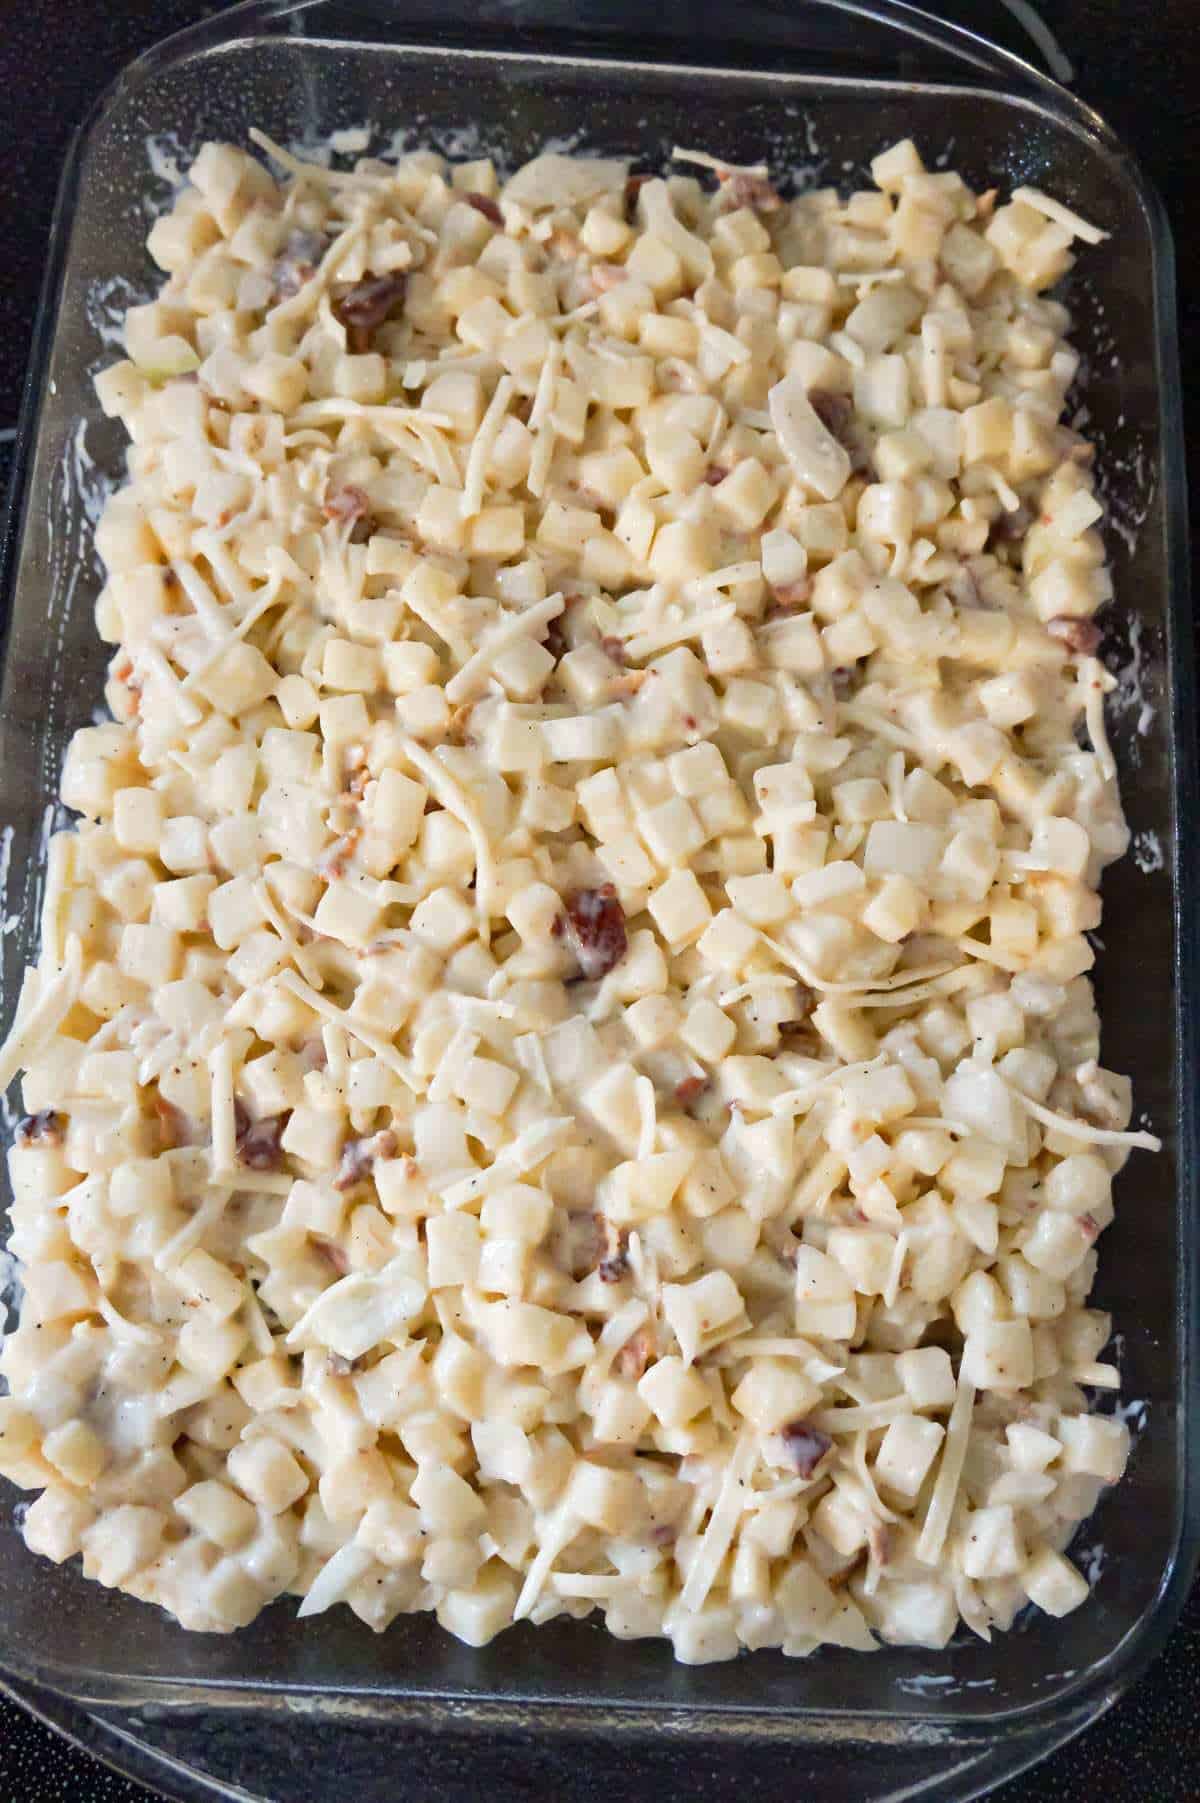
(0, 1, 1197, 1798)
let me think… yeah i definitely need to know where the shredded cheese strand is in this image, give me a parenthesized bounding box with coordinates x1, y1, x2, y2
(917, 1374, 976, 1566)
(396, 733, 498, 924)
(461, 374, 515, 520)
(277, 969, 420, 1093)
(1010, 1087, 1161, 1151)
(0, 935, 82, 1093)
(679, 1433, 758, 1613)
(444, 594, 565, 705)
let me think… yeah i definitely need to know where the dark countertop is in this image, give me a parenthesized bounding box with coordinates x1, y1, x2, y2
(0, 2, 1196, 1799)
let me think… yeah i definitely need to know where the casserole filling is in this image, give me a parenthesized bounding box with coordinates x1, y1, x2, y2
(0, 134, 1155, 1658)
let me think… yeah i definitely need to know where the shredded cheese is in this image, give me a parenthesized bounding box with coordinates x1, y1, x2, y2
(460, 374, 515, 520)
(635, 1073, 657, 1161)
(277, 970, 420, 1093)
(1009, 1086, 1161, 1151)
(395, 733, 498, 921)
(180, 572, 284, 693)
(513, 1502, 579, 1622)
(679, 1433, 757, 1613)
(917, 1374, 976, 1566)
(253, 878, 327, 991)
(153, 1188, 232, 1275)
(621, 603, 736, 662)
(671, 147, 770, 178)
(1012, 185, 1108, 245)
(0, 127, 1149, 1663)
(444, 593, 565, 704)
(208, 1039, 238, 1178)
(0, 936, 82, 1093)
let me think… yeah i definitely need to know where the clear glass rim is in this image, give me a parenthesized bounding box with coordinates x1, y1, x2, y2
(0, 1663, 1131, 1803)
(0, 4, 1194, 1795)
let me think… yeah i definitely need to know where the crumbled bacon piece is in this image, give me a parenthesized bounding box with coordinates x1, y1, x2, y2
(598, 1242, 631, 1284)
(601, 635, 627, 667)
(560, 1211, 604, 1281)
(320, 829, 360, 881)
(675, 1075, 709, 1110)
(591, 262, 628, 293)
(544, 615, 568, 664)
(808, 388, 854, 444)
(16, 1109, 64, 1146)
(335, 1137, 374, 1192)
(465, 192, 504, 227)
(310, 1235, 350, 1276)
(721, 170, 783, 213)
(1046, 615, 1103, 655)
(322, 485, 374, 543)
(782, 982, 816, 1028)
(781, 1419, 833, 1478)
(988, 501, 1034, 545)
(766, 577, 812, 617)
(592, 1214, 630, 1283)
(555, 884, 628, 981)
(333, 1129, 398, 1193)
(110, 652, 146, 719)
(773, 1236, 800, 1270)
(234, 1103, 288, 1171)
(624, 173, 652, 222)
(332, 273, 408, 352)
(154, 1095, 191, 1151)
(271, 229, 328, 301)
(614, 1326, 655, 1381)
(446, 701, 477, 746)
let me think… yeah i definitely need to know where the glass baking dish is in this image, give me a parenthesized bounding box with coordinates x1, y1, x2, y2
(0, 2, 1194, 1797)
